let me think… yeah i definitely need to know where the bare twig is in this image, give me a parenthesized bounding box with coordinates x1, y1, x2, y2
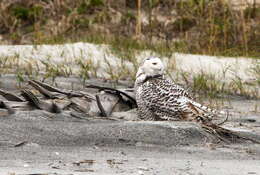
(217, 110, 229, 126)
(95, 95, 107, 117)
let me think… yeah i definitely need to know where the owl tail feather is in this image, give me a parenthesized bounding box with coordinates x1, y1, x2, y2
(201, 122, 260, 144)
(187, 102, 260, 143)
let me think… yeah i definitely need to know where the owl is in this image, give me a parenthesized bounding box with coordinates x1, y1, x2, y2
(135, 56, 219, 123)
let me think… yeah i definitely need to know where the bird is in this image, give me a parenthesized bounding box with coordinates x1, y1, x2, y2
(135, 56, 220, 123)
(134, 57, 260, 143)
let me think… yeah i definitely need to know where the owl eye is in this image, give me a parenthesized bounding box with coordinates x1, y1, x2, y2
(152, 62, 157, 65)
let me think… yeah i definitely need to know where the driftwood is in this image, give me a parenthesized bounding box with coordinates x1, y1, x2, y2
(0, 100, 15, 114)
(0, 89, 24, 102)
(86, 84, 137, 108)
(21, 89, 62, 113)
(31, 80, 85, 98)
(0, 80, 136, 119)
(28, 80, 58, 99)
(95, 94, 108, 117)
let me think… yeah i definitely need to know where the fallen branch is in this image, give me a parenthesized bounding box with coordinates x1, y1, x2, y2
(95, 94, 107, 117)
(28, 80, 57, 99)
(0, 100, 15, 114)
(21, 89, 61, 113)
(32, 80, 83, 97)
(0, 89, 24, 102)
(86, 84, 137, 108)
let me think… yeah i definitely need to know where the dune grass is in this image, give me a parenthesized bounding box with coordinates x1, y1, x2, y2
(0, 51, 259, 99)
(0, 0, 259, 58)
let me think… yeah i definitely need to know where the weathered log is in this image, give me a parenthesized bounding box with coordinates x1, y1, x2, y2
(70, 97, 91, 113)
(0, 89, 24, 102)
(85, 84, 137, 108)
(0, 80, 137, 120)
(0, 101, 32, 111)
(28, 80, 58, 99)
(0, 100, 15, 114)
(32, 80, 84, 97)
(21, 89, 61, 113)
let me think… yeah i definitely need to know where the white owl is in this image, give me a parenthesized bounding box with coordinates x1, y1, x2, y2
(135, 56, 220, 122)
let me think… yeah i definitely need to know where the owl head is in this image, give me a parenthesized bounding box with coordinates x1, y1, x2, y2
(135, 57, 165, 87)
(136, 56, 165, 78)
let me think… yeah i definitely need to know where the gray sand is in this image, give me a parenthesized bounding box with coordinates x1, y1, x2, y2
(0, 75, 260, 175)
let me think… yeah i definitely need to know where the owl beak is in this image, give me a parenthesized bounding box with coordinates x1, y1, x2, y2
(155, 68, 162, 72)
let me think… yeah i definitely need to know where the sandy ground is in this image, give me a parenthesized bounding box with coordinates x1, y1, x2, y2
(0, 42, 258, 81)
(0, 76, 260, 175)
(0, 109, 260, 175)
(1, 144, 260, 175)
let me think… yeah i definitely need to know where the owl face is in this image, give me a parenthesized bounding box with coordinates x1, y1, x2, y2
(140, 57, 165, 77)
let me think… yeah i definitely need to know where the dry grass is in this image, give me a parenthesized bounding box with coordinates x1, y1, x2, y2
(0, 52, 259, 99)
(250, 62, 260, 85)
(166, 64, 260, 99)
(0, 0, 259, 57)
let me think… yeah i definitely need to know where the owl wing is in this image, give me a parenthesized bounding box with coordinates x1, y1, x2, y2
(157, 78, 193, 100)
(141, 79, 193, 119)
(166, 80, 193, 99)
